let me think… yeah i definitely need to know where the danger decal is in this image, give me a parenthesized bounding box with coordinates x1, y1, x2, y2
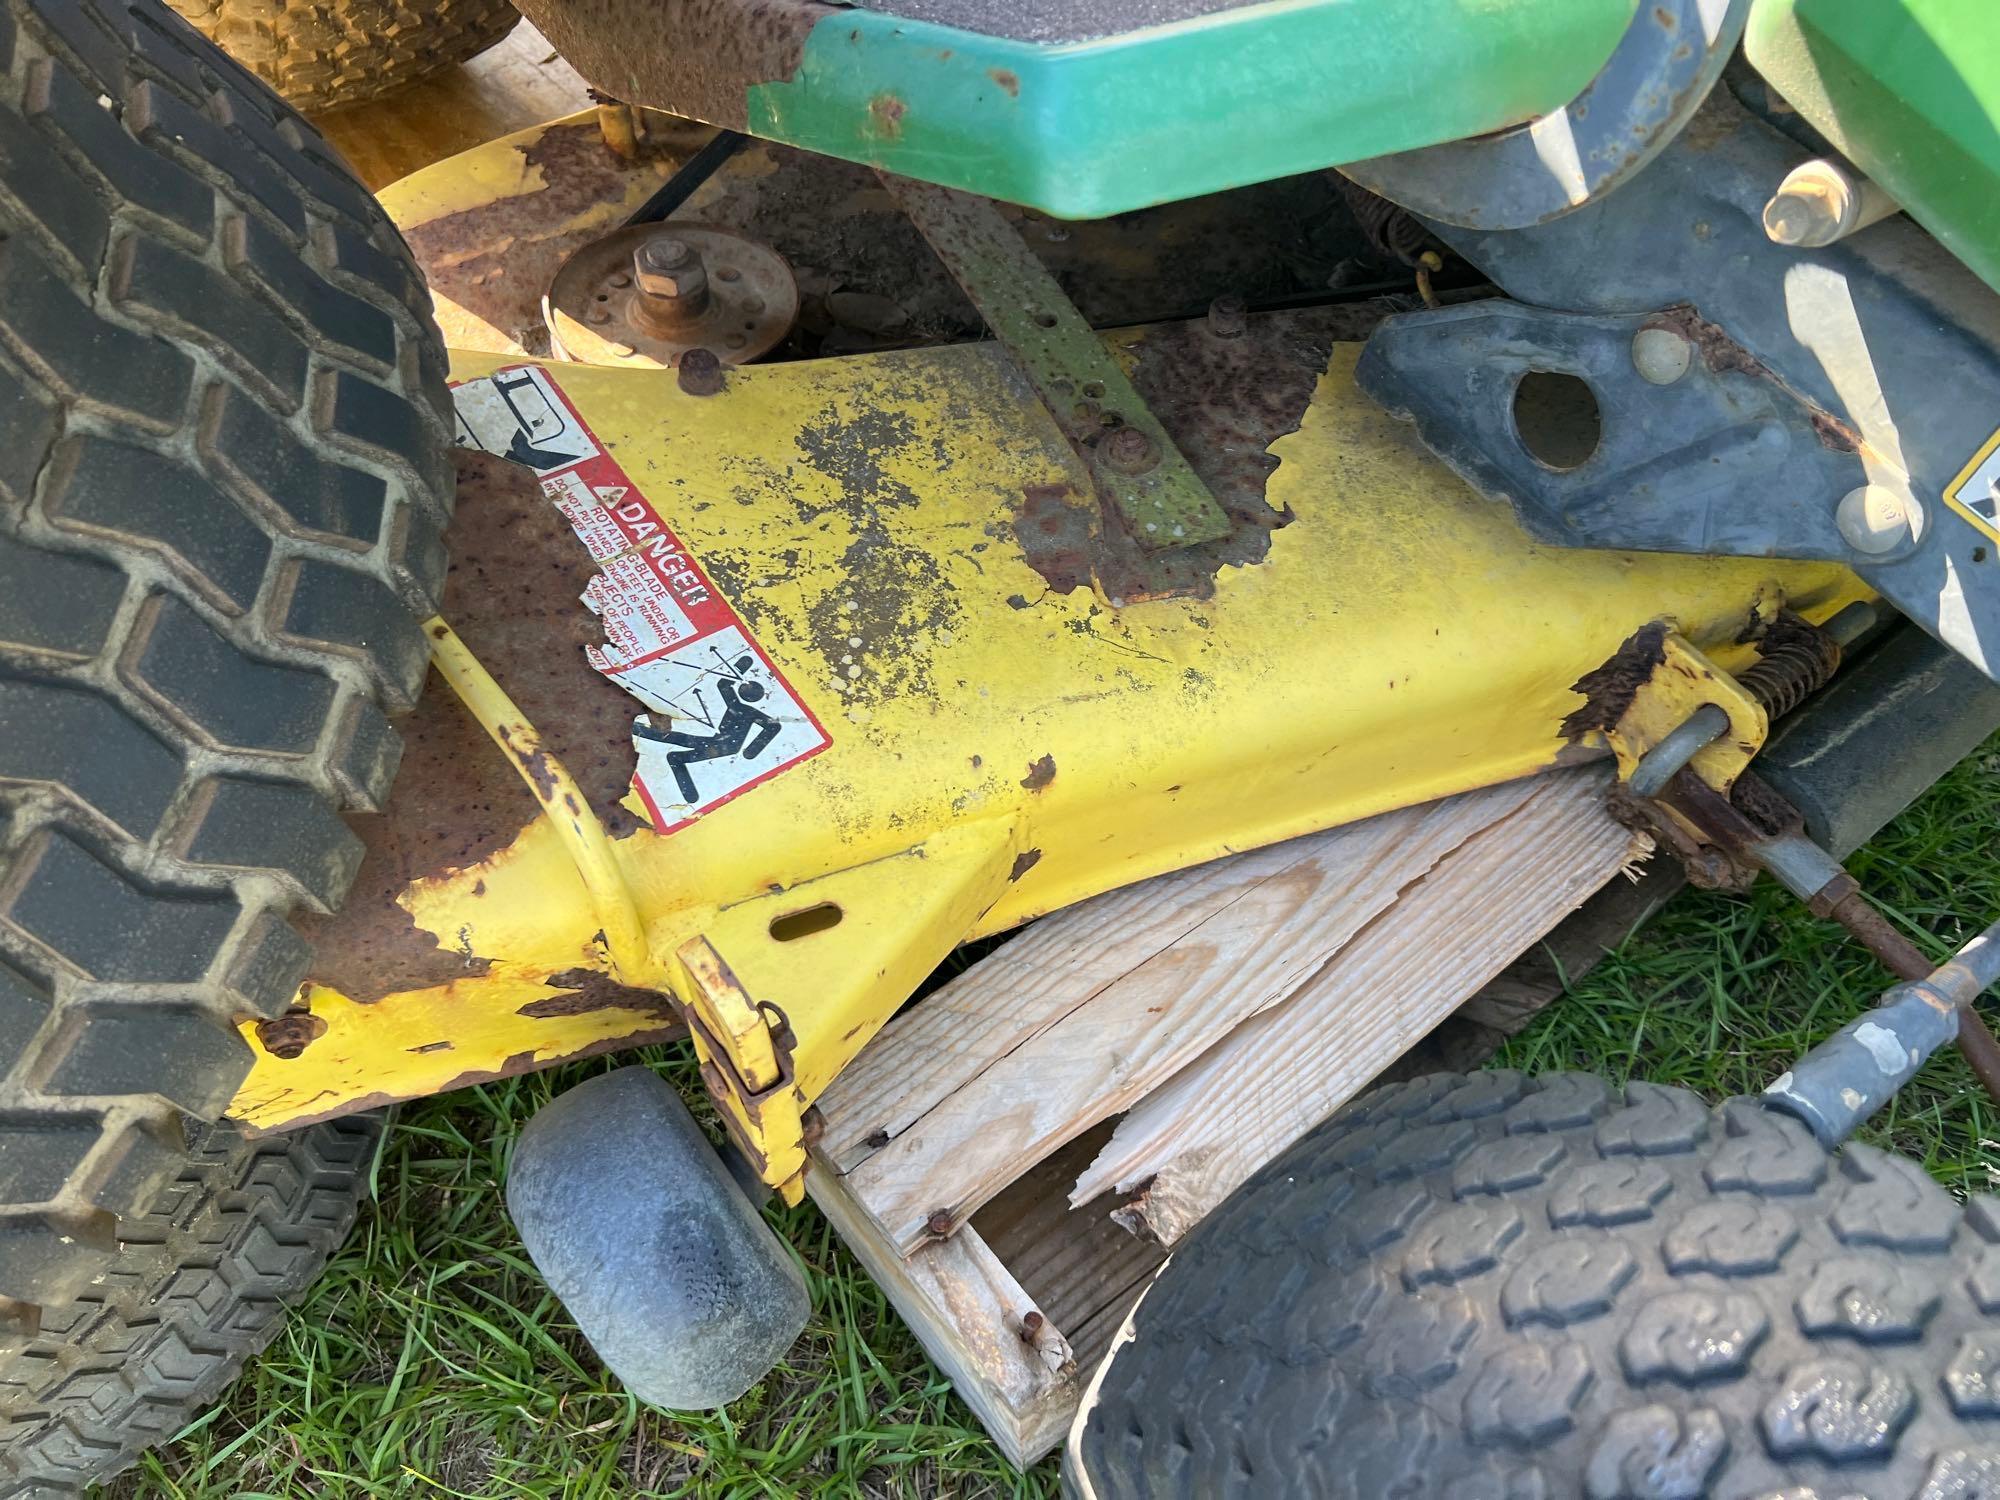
(451, 365, 829, 832)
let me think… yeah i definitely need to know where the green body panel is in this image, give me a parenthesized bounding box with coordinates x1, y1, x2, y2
(745, 0, 1636, 219)
(1748, 0, 2000, 294)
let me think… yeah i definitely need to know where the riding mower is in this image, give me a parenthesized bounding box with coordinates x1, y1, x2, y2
(3, 0, 2000, 1493)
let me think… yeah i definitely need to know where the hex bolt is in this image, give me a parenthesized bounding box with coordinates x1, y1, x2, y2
(632, 235, 711, 331)
(1206, 294, 1248, 339)
(676, 347, 725, 396)
(1100, 426, 1160, 475)
(1836, 483, 1922, 555)
(1631, 326, 1692, 386)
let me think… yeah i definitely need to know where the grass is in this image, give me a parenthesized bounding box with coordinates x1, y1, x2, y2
(107, 738, 2000, 1498)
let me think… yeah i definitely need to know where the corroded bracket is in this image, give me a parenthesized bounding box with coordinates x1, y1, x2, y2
(883, 174, 1231, 552)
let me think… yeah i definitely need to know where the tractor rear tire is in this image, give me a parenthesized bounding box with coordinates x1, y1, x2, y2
(1066, 1071, 2000, 1500)
(0, 1114, 383, 1496)
(0, 0, 450, 1333)
(164, 0, 521, 111)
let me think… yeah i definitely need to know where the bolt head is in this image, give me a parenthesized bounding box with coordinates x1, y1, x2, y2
(1631, 326, 1692, 386)
(676, 347, 725, 396)
(1836, 483, 1921, 555)
(641, 237, 693, 271)
(1100, 426, 1160, 475)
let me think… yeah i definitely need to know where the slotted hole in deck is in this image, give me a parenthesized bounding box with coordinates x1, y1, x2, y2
(770, 902, 844, 942)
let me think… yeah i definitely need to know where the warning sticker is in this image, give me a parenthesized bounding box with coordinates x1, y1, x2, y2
(1945, 429, 2000, 545)
(454, 366, 600, 474)
(450, 365, 829, 833)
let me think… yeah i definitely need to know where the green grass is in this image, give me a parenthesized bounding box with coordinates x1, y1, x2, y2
(109, 740, 2000, 1498)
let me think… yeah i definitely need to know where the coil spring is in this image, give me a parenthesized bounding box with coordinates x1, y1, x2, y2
(1332, 175, 1430, 266)
(1737, 625, 1840, 717)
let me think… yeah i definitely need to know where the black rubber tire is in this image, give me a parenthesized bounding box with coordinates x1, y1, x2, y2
(164, 0, 520, 111)
(1067, 1071, 2000, 1500)
(0, 0, 451, 1313)
(0, 1112, 383, 1496)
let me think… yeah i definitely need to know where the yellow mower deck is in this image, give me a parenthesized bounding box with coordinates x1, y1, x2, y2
(225, 124, 1868, 1200)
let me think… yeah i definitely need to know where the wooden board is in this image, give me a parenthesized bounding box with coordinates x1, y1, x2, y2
(808, 1122, 1165, 1468)
(829, 780, 1556, 1256)
(308, 20, 594, 191)
(807, 767, 1657, 1465)
(1070, 769, 1647, 1243)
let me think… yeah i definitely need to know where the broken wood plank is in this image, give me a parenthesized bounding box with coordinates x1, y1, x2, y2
(836, 777, 1550, 1256)
(805, 1159, 1077, 1469)
(815, 837, 1317, 1173)
(1374, 859, 1686, 1081)
(975, 1125, 1167, 1351)
(1071, 768, 1646, 1244)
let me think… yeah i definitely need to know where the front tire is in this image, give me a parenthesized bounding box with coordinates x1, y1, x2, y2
(1068, 1071, 2000, 1499)
(0, 1113, 383, 1496)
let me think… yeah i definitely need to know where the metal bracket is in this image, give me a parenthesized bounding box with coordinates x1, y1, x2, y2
(1367, 93, 2000, 682)
(677, 936, 807, 1202)
(883, 174, 1231, 552)
(1597, 631, 1769, 796)
(1358, 301, 1866, 561)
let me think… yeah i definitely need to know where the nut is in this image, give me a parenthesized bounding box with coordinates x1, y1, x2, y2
(255, 1011, 324, 1060)
(634, 236, 708, 302)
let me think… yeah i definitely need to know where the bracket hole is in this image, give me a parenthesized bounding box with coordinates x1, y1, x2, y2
(769, 902, 844, 942)
(1082, 380, 1106, 399)
(1031, 310, 1058, 329)
(1512, 371, 1601, 472)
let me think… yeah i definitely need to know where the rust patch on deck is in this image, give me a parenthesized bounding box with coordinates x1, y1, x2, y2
(1561, 621, 1670, 740)
(299, 453, 646, 1003)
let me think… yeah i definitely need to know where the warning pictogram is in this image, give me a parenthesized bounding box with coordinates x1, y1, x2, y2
(449, 366, 829, 834)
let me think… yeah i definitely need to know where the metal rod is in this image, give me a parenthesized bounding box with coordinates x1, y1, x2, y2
(1928, 921, 2000, 1004)
(1745, 829, 2000, 1100)
(1765, 912, 2000, 1145)
(1629, 703, 1729, 797)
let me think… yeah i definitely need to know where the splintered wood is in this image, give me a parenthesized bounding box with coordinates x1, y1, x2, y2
(806, 765, 1650, 1465)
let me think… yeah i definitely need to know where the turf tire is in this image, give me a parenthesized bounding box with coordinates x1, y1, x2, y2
(0, 1113, 384, 1496)
(164, 0, 520, 111)
(0, 0, 450, 1314)
(1066, 1070, 2000, 1499)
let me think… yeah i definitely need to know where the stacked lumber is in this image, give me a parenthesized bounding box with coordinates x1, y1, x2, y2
(807, 767, 1651, 1465)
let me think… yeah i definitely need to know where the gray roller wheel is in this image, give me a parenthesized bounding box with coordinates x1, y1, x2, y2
(1067, 1071, 2000, 1499)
